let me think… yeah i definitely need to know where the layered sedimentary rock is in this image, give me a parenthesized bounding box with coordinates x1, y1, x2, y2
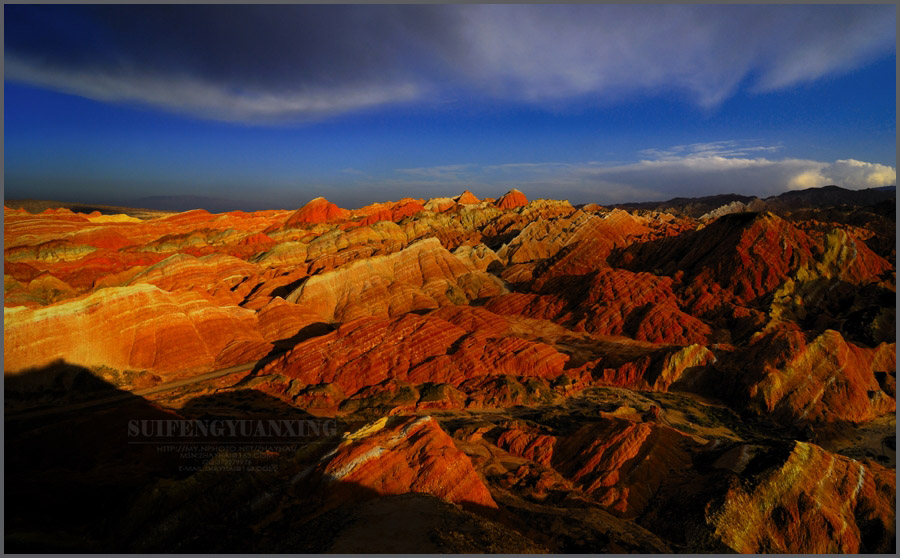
(353, 198, 425, 225)
(708, 441, 895, 553)
(452, 243, 501, 272)
(617, 212, 816, 307)
(423, 197, 457, 213)
(769, 228, 895, 344)
(498, 417, 697, 518)
(312, 416, 497, 510)
(495, 188, 528, 210)
(699, 200, 748, 221)
(5, 239, 98, 263)
(128, 253, 257, 296)
(255, 297, 327, 342)
(4, 284, 269, 379)
(454, 190, 481, 205)
(285, 237, 505, 322)
(593, 344, 717, 392)
(497, 208, 649, 273)
(282, 197, 351, 226)
(255, 310, 572, 406)
(731, 327, 895, 425)
(3, 188, 896, 553)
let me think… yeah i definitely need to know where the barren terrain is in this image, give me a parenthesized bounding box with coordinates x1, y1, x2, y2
(4, 186, 896, 552)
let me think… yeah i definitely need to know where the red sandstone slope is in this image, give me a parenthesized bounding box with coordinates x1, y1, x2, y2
(283, 197, 351, 226)
(252, 310, 577, 410)
(616, 211, 816, 306)
(706, 441, 895, 553)
(283, 237, 506, 322)
(495, 188, 528, 210)
(486, 267, 713, 345)
(727, 326, 896, 425)
(307, 416, 497, 511)
(353, 198, 426, 225)
(455, 190, 481, 205)
(498, 417, 698, 518)
(3, 284, 270, 381)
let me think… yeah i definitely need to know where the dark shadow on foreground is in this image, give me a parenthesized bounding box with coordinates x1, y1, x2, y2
(4, 361, 516, 553)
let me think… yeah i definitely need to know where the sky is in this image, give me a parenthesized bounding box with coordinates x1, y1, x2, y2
(4, 4, 897, 210)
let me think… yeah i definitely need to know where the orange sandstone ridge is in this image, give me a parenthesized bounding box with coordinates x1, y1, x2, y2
(283, 196, 351, 226)
(4, 188, 896, 553)
(454, 189, 481, 205)
(495, 188, 528, 209)
(310, 415, 498, 511)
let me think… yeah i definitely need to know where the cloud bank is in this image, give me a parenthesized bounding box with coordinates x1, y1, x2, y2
(5, 4, 895, 122)
(383, 142, 896, 205)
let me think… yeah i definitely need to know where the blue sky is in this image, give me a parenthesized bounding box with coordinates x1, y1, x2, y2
(4, 4, 896, 209)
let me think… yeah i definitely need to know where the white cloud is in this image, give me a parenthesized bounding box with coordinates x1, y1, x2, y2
(795, 159, 897, 190)
(639, 140, 784, 160)
(583, 154, 895, 200)
(5, 54, 423, 123)
(453, 4, 895, 108)
(384, 143, 895, 204)
(788, 169, 829, 191)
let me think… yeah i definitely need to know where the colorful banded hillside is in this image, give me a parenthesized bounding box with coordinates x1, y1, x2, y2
(4, 185, 896, 553)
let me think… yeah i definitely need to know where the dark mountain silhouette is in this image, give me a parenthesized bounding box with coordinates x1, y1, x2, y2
(612, 185, 895, 217)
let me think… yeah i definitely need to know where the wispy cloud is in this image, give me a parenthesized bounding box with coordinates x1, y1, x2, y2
(4, 4, 895, 123)
(4, 54, 423, 124)
(444, 4, 895, 108)
(638, 140, 783, 160)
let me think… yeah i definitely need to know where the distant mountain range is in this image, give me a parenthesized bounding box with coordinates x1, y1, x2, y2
(131, 185, 900, 215)
(611, 185, 896, 218)
(7, 185, 895, 217)
(132, 195, 263, 213)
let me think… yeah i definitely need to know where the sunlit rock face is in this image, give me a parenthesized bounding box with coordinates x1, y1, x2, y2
(495, 188, 528, 210)
(283, 237, 506, 322)
(727, 327, 895, 426)
(454, 189, 481, 205)
(3, 188, 895, 553)
(706, 441, 895, 553)
(310, 415, 498, 511)
(283, 196, 351, 226)
(4, 284, 271, 380)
